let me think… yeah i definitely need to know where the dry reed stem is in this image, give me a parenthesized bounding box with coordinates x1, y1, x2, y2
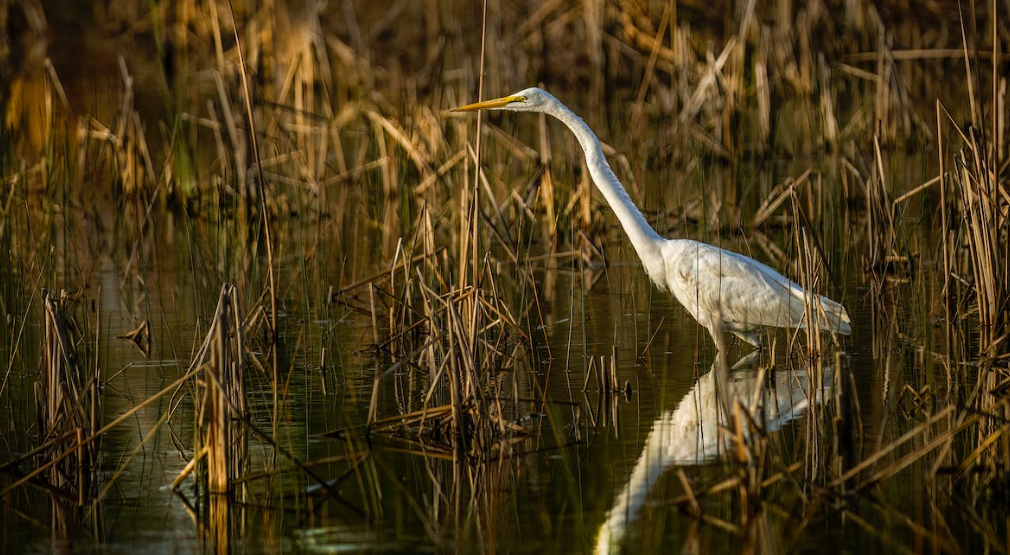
(10, 290, 99, 504)
(3, 1, 1010, 548)
(225, 0, 280, 447)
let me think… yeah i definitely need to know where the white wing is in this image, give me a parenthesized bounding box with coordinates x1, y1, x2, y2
(662, 240, 850, 334)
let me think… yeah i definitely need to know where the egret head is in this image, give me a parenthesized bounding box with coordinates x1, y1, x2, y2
(451, 87, 557, 114)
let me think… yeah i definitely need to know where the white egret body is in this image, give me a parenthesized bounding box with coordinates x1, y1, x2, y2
(453, 87, 851, 349)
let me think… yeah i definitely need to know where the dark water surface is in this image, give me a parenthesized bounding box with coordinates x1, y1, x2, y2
(2, 1, 992, 552)
(1, 215, 927, 554)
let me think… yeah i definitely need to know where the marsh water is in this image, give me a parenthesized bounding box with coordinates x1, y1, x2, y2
(2, 1, 1006, 553)
(3, 226, 882, 555)
(0, 176, 952, 553)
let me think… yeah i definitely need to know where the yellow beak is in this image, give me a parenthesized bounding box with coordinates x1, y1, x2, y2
(451, 95, 524, 112)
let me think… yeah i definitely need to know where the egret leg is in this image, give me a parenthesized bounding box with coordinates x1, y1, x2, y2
(732, 330, 761, 349)
(705, 321, 727, 353)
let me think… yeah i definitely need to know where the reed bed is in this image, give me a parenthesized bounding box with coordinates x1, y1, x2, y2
(0, 0, 1009, 552)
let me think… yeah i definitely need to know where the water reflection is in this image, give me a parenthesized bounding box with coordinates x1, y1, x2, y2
(595, 354, 834, 554)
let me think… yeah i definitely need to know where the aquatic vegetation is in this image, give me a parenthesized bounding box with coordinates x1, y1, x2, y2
(0, 0, 1007, 553)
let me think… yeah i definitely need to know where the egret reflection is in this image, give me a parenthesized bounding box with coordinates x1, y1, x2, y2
(595, 355, 834, 554)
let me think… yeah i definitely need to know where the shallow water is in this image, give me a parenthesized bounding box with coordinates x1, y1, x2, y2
(2, 1, 1000, 552)
(1, 222, 927, 554)
(0, 123, 955, 554)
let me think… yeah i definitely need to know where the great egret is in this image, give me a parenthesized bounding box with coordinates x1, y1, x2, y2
(452, 87, 851, 350)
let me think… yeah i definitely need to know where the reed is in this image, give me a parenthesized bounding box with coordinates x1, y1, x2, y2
(946, 127, 1007, 355)
(35, 289, 97, 505)
(175, 284, 248, 496)
(2, 0, 1010, 551)
(931, 10, 1009, 506)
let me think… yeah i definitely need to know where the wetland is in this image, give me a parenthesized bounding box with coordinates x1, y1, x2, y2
(1, 0, 1008, 553)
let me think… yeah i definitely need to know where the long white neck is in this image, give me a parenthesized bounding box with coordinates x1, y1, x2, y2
(542, 100, 665, 277)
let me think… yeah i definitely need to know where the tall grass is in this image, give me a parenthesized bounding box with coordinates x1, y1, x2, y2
(0, 0, 1008, 551)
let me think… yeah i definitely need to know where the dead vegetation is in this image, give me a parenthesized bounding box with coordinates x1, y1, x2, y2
(0, 0, 1008, 552)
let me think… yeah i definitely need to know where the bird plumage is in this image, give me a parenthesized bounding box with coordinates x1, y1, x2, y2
(661, 240, 852, 346)
(452, 87, 851, 349)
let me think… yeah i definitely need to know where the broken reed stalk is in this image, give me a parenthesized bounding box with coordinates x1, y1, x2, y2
(191, 284, 248, 495)
(35, 290, 97, 504)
